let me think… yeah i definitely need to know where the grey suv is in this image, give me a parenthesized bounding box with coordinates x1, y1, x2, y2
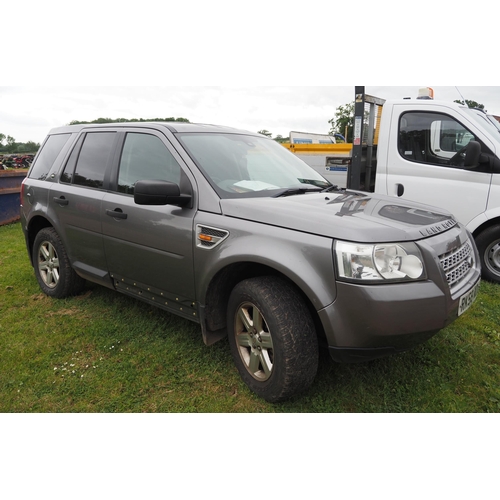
(20, 122, 481, 402)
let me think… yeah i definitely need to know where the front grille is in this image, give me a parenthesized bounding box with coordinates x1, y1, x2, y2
(439, 240, 474, 288)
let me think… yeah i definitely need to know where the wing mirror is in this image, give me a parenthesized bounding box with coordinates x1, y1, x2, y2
(134, 180, 192, 207)
(463, 140, 481, 168)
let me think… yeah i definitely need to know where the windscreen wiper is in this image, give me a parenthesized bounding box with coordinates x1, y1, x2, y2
(321, 185, 340, 193)
(272, 187, 324, 198)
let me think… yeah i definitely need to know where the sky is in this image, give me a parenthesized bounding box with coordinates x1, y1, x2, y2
(3, 2, 499, 146)
(2, 85, 500, 144)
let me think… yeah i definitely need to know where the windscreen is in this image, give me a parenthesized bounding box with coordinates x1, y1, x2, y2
(176, 133, 331, 198)
(463, 108, 500, 145)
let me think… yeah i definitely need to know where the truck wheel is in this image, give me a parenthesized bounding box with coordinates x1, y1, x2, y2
(33, 228, 86, 298)
(476, 225, 500, 283)
(227, 276, 318, 403)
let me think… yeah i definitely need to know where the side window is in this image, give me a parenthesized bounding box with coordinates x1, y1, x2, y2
(430, 119, 474, 159)
(61, 134, 85, 184)
(399, 112, 475, 166)
(29, 133, 71, 181)
(73, 132, 116, 189)
(117, 133, 181, 195)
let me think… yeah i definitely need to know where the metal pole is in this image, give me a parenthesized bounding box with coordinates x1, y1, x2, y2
(348, 86, 365, 190)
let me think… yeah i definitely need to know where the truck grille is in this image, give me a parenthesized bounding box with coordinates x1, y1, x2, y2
(439, 240, 474, 288)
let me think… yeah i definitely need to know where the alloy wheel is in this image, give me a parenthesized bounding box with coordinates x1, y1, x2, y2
(37, 240, 60, 289)
(234, 302, 274, 381)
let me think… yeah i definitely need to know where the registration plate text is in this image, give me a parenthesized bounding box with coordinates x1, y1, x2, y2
(458, 279, 480, 316)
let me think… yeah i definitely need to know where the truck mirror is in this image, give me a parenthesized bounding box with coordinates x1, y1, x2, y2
(450, 140, 481, 169)
(464, 141, 481, 168)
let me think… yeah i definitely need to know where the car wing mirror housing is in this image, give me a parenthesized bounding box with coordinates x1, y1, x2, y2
(134, 180, 192, 207)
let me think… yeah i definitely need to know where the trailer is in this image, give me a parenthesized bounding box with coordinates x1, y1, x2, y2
(0, 170, 28, 226)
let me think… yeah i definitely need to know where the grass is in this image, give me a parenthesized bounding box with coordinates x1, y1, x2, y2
(1, 222, 499, 413)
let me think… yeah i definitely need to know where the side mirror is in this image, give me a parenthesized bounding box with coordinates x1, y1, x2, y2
(134, 180, 192, 207)
(463, 140, 481, 168)
(450, 140, 481, 169)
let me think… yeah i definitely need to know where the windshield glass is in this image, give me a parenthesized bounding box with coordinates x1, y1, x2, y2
(176, 132, 331, 198)
(488, 115, 500, 133)
(463, 108, 500, 144)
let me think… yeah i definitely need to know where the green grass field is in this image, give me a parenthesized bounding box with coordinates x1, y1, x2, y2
(1, 222, 499, 412)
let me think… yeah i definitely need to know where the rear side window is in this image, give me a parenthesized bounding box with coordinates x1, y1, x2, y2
(28, 134, 71, 181)
(72, 132, 116, 189)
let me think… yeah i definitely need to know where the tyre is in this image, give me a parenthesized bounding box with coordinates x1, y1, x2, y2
(476, 225, 500, 284)
(33, 228, 86, 298)
(227, 276, 319, 403)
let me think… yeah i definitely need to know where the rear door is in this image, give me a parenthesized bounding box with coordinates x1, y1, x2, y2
(101, 129, 197, 308)
(49, 130, 118, 284)
(383, 104, 492, 226)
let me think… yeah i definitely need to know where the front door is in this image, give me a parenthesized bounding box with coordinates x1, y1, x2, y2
(101, 131, 197, 311)
(384, 106, 492, 227)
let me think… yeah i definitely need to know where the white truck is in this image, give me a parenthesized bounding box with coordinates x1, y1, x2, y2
(285, 89, 500, 284)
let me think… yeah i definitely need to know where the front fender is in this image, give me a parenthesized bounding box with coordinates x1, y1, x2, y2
(468, 209, 500, 235)
(194, 214, 337, 311)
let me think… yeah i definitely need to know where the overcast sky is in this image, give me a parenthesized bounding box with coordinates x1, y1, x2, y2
(2, 86, 500, 144)
(3, 1, 498, 146)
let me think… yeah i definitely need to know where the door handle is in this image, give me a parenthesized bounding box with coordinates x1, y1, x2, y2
(53, 196, 69, 206)
(396, 184, 404, 197)
(106, 208, 128, 220)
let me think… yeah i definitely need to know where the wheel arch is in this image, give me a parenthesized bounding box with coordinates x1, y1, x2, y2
(472, 218, 500, 283)
(472, 216, 500, 240)
(201, 261, 327, 346)
(26, 215, 54, 264)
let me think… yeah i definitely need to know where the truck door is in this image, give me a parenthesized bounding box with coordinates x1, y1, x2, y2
(101, 130, 197, 307)
(383, 106, 492, 226)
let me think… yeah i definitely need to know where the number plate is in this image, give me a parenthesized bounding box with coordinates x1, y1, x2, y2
(458, 279, 480, 316)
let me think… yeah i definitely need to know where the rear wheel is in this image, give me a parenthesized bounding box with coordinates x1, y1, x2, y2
(476, 225, 500, 284)
(227, 276, 318, 403)
(33, 228, 86, 298)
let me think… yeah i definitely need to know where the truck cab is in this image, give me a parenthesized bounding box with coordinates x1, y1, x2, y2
(374, 98, 500, 282)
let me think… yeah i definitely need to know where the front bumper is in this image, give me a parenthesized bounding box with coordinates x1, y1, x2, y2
(319, 271, 481, 363)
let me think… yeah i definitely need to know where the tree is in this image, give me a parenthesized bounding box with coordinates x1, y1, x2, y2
(329, 102, 355, 142)
(69, 117, 191, 125)
(0, 133, 40, 154)
(258, 129, 272, 138)
(17, 141, 40, 153)
(454, 99, 485, 110)
(6, 136, 16, 153)
(273, 135, 288, 144)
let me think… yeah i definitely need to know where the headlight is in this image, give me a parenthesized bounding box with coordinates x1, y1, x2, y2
(334, 240, 425, 282)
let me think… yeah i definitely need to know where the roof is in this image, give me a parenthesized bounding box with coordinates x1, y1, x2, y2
(47, 122, 259, 136)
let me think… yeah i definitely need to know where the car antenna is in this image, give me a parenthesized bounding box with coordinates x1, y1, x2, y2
(455, 86, 468, 107)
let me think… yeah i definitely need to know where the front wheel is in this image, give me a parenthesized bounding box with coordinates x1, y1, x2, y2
(476, 225, 500, 283)
(33, 227, 86, 298)
(227, 276, 319, 403)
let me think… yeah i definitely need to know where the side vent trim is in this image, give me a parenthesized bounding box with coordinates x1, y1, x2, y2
(196, 224, 229, 250)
